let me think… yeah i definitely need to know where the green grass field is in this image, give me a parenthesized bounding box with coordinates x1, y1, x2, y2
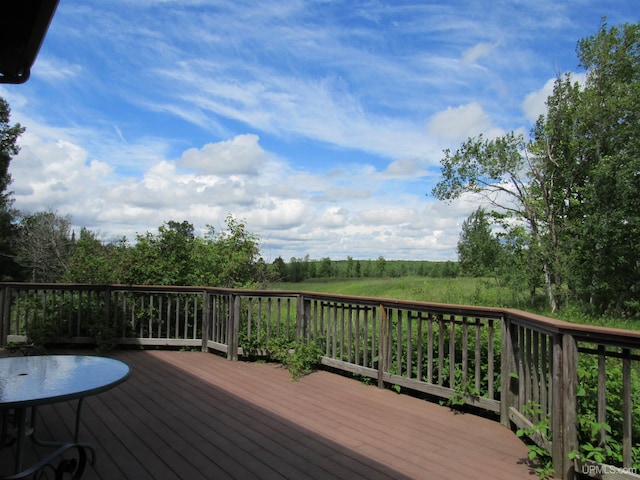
(270, 276, 640, 331)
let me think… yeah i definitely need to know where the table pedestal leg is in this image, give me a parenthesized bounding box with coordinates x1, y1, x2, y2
(14, 407, 27, 474)
(31, 398, 84, 446)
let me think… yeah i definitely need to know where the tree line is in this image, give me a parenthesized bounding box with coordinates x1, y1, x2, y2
(4, 206, 459, 286)
(435, 20, 640, 316)
(271, 255, 459, 282)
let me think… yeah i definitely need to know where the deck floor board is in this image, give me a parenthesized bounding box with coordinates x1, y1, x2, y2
(1, 350, 536, 479)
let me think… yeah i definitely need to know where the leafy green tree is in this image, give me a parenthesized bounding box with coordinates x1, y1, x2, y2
(64, 228, 127, 284)
(433, 20, 640, 314)
(271, 256, 288, 281)
(319, 257, 333, 277)
(124, 221, 194, 285)
(457, 207, 502, 277)
(287, 257, 306, 282)
(497, 226, 543, 305)
(431, 131, 561, 309)
(567, 21, 640, 313)
(0, 97, 26, 280)
(303, 255, 316, 279)
(376, 256, 387, 277)
(191, 215, 261, 288)
(345, 255, 354, 277)
(63, 217, 263, 288)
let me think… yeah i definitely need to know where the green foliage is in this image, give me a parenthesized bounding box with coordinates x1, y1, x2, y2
(457, 207, 502, 277)
(275, 257, 460, 282)
(573, 355, 640, 469)
(63, 215, 265, 288)
(11, 290, 118, 352)
(64, 228, 123, 283)
(191, 215, 263, 287)
(431, 20, 640, 316)
(267, 337, 323, 381)
(515, 403, 555, 479)
(443, 365, 480, 409)
(90, 319, 119, 354)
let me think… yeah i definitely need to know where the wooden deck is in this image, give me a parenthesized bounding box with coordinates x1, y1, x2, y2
(1, 349, 537, 479)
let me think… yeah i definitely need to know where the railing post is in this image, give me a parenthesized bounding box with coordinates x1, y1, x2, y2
(201, 290, 210, 353)
(296, 294, 310, 343)
(551, 333, 564, 477)
(227, 294, 240, 361)
(561, 334, 578, 480)
(622, 348, 632, 468)
(378, 305, 388, 389)
(500, 314, 518, 427)
(104, 285, 112, 328)
(0, 285, 7, 348)
(550, 333, 578, 480)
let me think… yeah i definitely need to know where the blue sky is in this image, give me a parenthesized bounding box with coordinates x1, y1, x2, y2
(1, 1, 637, 261)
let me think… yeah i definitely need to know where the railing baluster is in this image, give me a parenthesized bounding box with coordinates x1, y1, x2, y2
(396, 309, 402, 377)
(371, 306, 377, 370)
(524, 328, 532, 411)
(416, 313, 423, 382)
(266, 297, 272, 344)
(449, 315, 455, 389)
(438, 314, 445, 387)
(540, 334, 548, 418)
(518, 325, 525, 411)
(257, 297, 262, 345)
(363, 307, 369, 368)
(622, 348, 632, 468)
(474, 318, 481, 395)
(427, 314, 434, 385)
(487, 318, 494, 400)
(462, 316, 468, 385)
(405, 311, 411, 378)
(340, 306, 345, 361)
(597, 345, 607, 449)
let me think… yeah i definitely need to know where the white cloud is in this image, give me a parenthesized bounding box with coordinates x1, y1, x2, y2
(426, 103, 504, 143)
(7, 123, 488, 261)
(179, 134, 267, 176)
(382, 158, 428, 178)
(32, 56, 83, 83)
(522, 77, 556, 123)
(462, 41, 501, 65)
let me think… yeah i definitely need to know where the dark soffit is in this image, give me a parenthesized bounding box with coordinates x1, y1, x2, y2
(0, 0, 60, 84)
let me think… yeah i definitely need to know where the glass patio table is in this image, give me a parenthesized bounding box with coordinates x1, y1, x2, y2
(0, 355, 130, 475)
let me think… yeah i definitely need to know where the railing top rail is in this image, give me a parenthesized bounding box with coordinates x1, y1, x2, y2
(290, 290, 506, 318)
(0, 282, 211, 294)
(504, 308, 640, 349)
(0, 282, 305, 299)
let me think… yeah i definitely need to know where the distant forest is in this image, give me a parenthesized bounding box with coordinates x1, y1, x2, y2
(270, 255, 460, 282)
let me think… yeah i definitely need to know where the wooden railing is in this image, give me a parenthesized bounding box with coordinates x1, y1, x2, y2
(1, 283, 638, 480)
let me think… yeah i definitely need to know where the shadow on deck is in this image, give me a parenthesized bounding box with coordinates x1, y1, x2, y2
(1, 349, 537, 479)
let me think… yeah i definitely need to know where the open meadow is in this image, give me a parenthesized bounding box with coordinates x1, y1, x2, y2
(270, 276, 640, 332)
